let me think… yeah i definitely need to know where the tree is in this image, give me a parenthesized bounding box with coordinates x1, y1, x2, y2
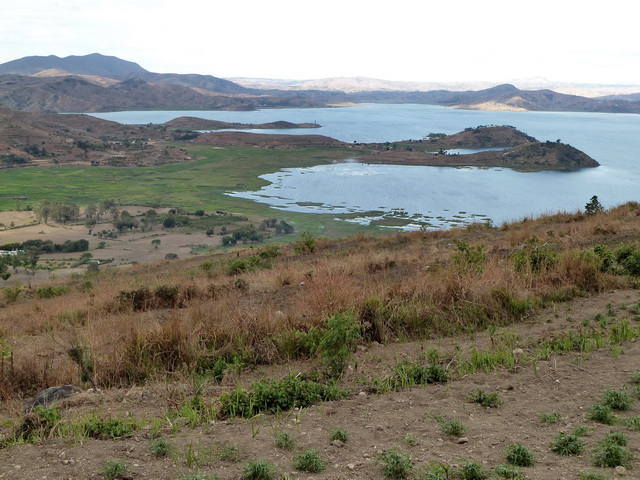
(151, 239, 161, 249)
(585, 195, 604, 215)
(194, 209, 205, 217)
(85, 217, 96, 233)
(205, 228, 214, 237)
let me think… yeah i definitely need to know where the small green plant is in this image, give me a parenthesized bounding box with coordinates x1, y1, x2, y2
(631, 370, 640, 384)
(540, 412, 562, 424)
(294, 449, 326, 473)
(182, 473, 219, 480)
(274, 432, 296, 450)
(573, 425, 594, 437)
(217, 442, 240, 462)
(588, 404, 616, 425)
(549, 433, 584, 456)
(403, 433, 418, 446)
(440, 419, 466, 436)
(505, 444, 534, 467)
(625, 417, 640, 431)
(493, 463, 525, 479)
(241, 460, 277, 480)
(578, 472, 609, 480)
(602, 431, 628, 447)
(602, 389, 633, 411)
(150, 437, 172, 457)
(468, 389, 503, 408)
(317, 312, 361, 378)
(330, 427, 349, 443)
(459, 460, 489, 480)
(293, 231, 316, 254)
(592, 441, 633, 468)
(452, 240, 488, 273)
(101, 460, 129, 480)
(378, 448, 414, 479)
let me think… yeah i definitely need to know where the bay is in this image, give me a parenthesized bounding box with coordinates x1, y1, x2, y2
(92, 105, 640, 229)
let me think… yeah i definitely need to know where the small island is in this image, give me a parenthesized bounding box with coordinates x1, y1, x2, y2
(359, 125, 600, 170)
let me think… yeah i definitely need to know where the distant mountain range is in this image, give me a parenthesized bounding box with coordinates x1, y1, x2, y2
(1, 53, 639, 114)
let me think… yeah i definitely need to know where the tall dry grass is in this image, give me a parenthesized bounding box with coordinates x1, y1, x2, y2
(1, 202, 639, 399)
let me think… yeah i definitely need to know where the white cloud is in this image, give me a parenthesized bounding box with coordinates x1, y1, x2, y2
(1, 0, 638, 84)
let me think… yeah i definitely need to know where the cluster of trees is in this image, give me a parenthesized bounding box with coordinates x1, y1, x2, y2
(0, 250, 39, 280)
(0, 239, 88, 254)
(33, 201, 80, 224)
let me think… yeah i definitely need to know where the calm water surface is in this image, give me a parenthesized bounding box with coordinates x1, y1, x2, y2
(92, 105, 640, 229)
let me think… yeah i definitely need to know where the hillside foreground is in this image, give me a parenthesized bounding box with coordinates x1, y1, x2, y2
(1, 203, 640, 479)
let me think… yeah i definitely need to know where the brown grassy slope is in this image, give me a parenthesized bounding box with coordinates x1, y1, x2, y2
(1, 202, 639, 402)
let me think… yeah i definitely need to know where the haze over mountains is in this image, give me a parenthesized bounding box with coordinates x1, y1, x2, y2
(1, 53, 639, 114)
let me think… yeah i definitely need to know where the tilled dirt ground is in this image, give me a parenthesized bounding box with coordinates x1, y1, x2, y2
(1, 290, 639, 480)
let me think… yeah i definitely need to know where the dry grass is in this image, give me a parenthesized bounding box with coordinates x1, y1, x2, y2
(1, 202, 639, 399)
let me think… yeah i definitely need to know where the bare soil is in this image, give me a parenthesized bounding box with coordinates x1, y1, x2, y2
(1, 289, 638, 480)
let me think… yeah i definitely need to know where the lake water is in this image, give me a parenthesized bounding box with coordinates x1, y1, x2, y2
(92, 105, 640, 229)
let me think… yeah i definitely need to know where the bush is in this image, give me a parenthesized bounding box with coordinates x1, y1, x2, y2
(505, 444, 534, 467)
(317, 312, 361, 378)
(493, 464, 525, 479)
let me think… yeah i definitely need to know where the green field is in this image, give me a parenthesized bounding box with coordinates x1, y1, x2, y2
(0, 145, 381, 236)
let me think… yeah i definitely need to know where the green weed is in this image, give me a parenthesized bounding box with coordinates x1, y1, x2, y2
(330, 427, 349, 443)
(468, 389, 503, 408)
(540, 412, 562, 424)
(150, 437, 172, 457)
(241, 460, 277, 480)
(592, 441, 633, 468)
(294, 449, 326, 473)
(588, 404, 616, 425)
(274, 432, 296, 450)
(459, 461, 489, 480)
(439, 419, 466, 436)
(505, 444, 534, 467)
(602, 389, 633, 411)
(378, 448, 414, 479)
(549, 433, 585, 456)
(493, 463, 525, 479)
(101, 460, 129, 480)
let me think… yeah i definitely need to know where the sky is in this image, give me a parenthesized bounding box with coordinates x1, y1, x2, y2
(1, 0, 638, 85)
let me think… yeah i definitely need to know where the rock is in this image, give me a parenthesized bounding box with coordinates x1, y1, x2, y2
(347, 464, 356, 470)
(358, 391, 368, 398)
(614, 466, 627, 476)
(457, 437, 469, 444)
(331, 439, 345, 448)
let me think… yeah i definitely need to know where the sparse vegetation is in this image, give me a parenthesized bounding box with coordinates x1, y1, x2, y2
(505, 444, 534, 467)
(378, 449, 414, 479)
(294, 449, 326, 473)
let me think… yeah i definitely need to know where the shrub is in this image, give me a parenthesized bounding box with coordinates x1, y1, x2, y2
(274, 432, 295, 450)
(625, 417, 640, 431)
(505, 444, 534, 467)
(294, 449, 326, 473)
(317, 312, 361, 378)
(241, 460, 277, 480)
(452, 240, 488, 273)
(549, 433, 584, 456)
(330, 427, 349, 442)
(293, 231, 316, 254)
(217, 443, 240, 462)
(468, 389, 502, 408)
(391, 361, 448, 390)
(378, 449, 413, 479)
(578, 472, 609, 480)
